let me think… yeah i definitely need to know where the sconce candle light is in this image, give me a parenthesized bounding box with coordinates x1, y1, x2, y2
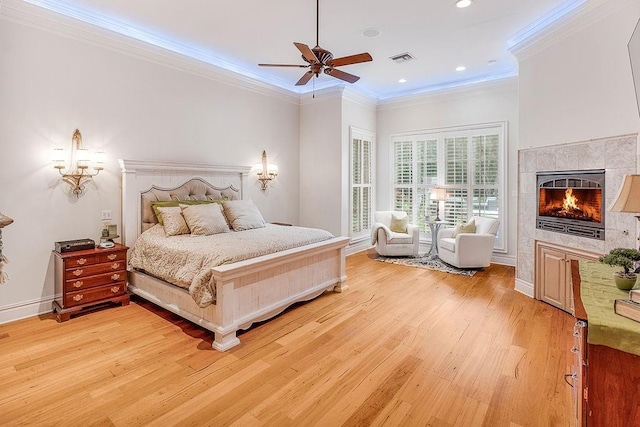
(52, 129, 105, 197)
(255, 150, 278, 191)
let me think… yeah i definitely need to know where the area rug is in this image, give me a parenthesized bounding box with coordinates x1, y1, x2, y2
(374, 255, 479, 276)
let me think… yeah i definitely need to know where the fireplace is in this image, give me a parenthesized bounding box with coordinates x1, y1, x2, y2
(536, 169, 605, 240)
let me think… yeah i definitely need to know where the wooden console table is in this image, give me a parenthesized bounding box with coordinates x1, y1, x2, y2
(570, 260, 640, 426)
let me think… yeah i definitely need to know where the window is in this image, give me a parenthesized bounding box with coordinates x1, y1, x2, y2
(390, 122, 506, 252)
(350, 127, 375, 242)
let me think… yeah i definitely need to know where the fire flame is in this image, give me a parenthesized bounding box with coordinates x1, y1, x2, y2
(563, 188, 579, 212)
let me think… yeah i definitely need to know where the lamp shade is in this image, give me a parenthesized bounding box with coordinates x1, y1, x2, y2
(430, 187, 447, 201)
(609, 174, 640, 213)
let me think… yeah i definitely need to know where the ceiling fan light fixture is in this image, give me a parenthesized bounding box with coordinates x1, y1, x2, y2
(456, 0, 472, 8)
(257, 0, 372, 86)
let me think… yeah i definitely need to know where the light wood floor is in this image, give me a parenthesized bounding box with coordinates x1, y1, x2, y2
(0, 251, 574, 426)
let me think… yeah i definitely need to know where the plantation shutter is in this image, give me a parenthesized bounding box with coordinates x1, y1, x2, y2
(350, 128, 375, 242)
(389, 122, 505, 252)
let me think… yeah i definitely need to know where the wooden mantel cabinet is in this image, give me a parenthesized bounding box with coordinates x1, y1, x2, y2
(570, 260, 640, 426)
(536, 242, 600, 313)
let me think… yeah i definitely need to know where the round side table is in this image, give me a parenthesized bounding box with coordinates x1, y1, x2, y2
(425, 220, 450, 258)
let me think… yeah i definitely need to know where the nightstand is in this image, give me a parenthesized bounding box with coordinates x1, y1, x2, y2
(52, 243, 129, 322)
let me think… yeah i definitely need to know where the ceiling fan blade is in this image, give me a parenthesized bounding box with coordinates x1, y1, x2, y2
(258, 63, 308, 68)
(327, 53, 373, 68)
(296, 71, 315, 86)
(294, 42, 318, 63)
(324, 68, 360, 84)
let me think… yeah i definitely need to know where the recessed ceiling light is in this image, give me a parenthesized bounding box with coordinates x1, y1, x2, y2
(399, 78, 407, 83)
(456, 66, 466, 71)
(456, 0, 472, 8)
(363, 28, 382, 38)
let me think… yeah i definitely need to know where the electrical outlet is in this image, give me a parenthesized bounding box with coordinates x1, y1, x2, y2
(101, 210, 112, 221)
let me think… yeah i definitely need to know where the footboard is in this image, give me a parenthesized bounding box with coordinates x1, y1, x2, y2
(128, 236, 349, 351)
(210, 236, 349, 350)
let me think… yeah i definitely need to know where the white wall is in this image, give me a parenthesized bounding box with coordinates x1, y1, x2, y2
(518, 2, 640, 148)
(514, 1, 640, 292)
(0, 18, 301, 322)
(376, 80, 520, 264)
(299, 90, 343, 236)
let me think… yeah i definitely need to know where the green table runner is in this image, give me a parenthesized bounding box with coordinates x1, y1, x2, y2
(578, 261, 640, 356)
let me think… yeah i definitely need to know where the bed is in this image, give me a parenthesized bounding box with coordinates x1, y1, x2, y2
(119, 159, 349, 351)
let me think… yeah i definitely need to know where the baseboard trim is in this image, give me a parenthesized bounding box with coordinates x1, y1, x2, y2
(491, 254, 516, 267)
(0, 296, 56, 325)
(515, 278, 534, 298)
(346, 241, 373, 256)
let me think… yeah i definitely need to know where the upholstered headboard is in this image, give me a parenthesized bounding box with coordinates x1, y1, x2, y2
(140, 178, 240, 231)
(120, 159, 250, 246)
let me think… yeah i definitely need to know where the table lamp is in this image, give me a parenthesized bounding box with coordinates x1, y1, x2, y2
(610, 174, 640, 247)
(430, 187, 447, 221)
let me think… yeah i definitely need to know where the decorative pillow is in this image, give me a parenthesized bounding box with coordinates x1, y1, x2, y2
(389, 214, 409, 233)
(152, 198, 227, 225)
(222, 200, 266, 231)
(180, 203, 230, 236)
(156, 206, 190, 236)
(452, 219, 476, 237)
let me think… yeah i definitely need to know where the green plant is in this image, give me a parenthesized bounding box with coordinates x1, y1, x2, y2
(599, 248, 640, 278)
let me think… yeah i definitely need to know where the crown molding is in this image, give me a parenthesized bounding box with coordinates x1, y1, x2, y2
(0, 0, 301, 105)
(342, 87, 378, 111)
(509, 0, 634, 61)
(377, 77, 519, 111)
(298, 86, 346, 105)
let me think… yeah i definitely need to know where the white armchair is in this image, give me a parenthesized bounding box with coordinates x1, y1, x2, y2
(437, 216, 499, 268)
(371, 211, 420, 257)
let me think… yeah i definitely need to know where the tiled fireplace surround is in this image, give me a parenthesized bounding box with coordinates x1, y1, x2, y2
(516, 134, 639, 297)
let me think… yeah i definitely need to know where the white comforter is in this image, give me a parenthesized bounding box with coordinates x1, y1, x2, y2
(129, 224, 334, 308)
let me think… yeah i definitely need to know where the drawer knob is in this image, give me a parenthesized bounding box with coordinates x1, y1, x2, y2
(111, 274, 120, 281)
(111, 286, 120, 293)
(111, 263, 120, 270)
(73, 294, 84, 302)
(73, 269, 83, 276)
(72, 280, 83, 288)
(107, 254, 117, 261)
(571, 346, 578, 353)
(76, 258, 87, 265)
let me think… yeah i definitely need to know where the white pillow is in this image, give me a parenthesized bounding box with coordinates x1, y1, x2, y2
(156, 206, 190, 236)
(180, 203, 230, 236)
(222, 200, 266, 231)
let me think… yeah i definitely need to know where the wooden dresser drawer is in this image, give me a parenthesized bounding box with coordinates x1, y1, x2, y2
(64, 270, 126, 292)
(64, 251, 125, 267)
(53, 243, 130, 322)
(64, 261, 125, 280)
(64, 282, 126, 307)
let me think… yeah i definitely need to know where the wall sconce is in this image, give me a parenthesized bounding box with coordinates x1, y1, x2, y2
(430, 187, 447, 221)
(254, 150, 278, 191)
(51, 129, 105, 197)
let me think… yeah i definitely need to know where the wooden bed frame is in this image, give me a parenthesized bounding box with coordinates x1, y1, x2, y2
(119, 159, 349, 351)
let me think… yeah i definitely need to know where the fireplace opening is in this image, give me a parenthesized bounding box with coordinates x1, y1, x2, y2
(536, 169, 605, 240)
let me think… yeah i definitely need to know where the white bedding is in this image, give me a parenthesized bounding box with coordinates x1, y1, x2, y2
(129, 224, 334, 307)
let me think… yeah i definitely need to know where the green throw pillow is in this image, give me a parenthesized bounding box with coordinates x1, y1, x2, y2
(452, 219, 476, 237)
(151, 198, 227, 225)
(389, 214, 409, 233)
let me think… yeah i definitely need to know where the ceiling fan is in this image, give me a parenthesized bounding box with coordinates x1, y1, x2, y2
(258, 0, 373, 86)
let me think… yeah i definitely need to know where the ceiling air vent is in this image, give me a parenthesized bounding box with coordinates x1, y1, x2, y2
(389, 52, 415, 63)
